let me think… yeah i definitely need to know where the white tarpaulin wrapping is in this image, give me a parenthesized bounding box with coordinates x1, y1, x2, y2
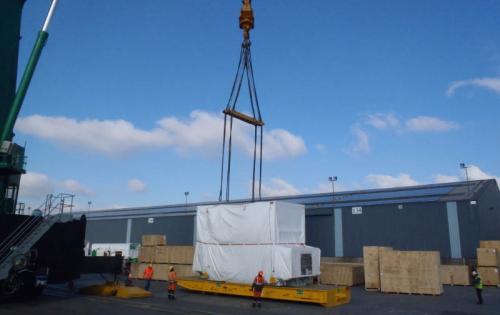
(193, 201, 320, 283)
(196, 201, 305, 245)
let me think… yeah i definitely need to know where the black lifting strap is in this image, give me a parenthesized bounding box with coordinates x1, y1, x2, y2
(219, 40, 264, 202)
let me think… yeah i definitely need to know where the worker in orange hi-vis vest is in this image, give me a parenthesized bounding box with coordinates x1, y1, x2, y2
(167, 266, 177, 300)
(143, 264, 154, 291)
(250, 270, 266, 308)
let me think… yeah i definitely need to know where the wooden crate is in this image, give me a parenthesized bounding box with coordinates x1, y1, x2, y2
(152, 264, 169, 281)
(155, 246, 194, 264)
(131, 263, 194, 280)
(142, 234, 167, 246)
(152, 264, 195, 280)
(480, 240, 500, 252)
(320, 262, 364, 286)
(380, 250, 442, 295)
(408, 251, 442, 295)
(172, 264, 196, 278)
(477, 248, 500, 267)
(138, 246, 156, 263)
(321, 257, 363, 264)
(380, 250, 410, 293)
(363, 246, 392, 290)
(477, 267, 499, 286)
(130, 263, 148, 279)
(440, 265, 471, 286)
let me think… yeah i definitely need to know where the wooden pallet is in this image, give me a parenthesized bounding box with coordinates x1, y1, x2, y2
(381, 290, 441, 296)
(364, 288, 380, 292)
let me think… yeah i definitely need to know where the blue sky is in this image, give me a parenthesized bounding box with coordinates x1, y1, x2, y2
(14, 0, 500, 211)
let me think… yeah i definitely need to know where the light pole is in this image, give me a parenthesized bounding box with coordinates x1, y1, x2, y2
(88, 201, 92, 212)
(184, 191, 189, 208)
(460, 163, 470, 192)
(328, 176, 338, 203)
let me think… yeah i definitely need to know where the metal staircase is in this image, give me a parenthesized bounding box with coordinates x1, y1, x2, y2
(0, 193, 74, 280)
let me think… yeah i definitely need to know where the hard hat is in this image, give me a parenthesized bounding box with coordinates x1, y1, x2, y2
(472, 270, 478, 276)
(169, 266, 174, 271)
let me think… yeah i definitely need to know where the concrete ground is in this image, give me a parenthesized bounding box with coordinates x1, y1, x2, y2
(1, 276, 499, 315)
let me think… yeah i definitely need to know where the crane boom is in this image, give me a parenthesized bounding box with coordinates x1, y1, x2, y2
(0, 0, 59, 145)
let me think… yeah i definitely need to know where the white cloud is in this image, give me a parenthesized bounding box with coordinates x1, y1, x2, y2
(310, 182, 346, 194)
(365, 113, 400, 130)
(467, 165, 500, 184)
(62, 179, 94, 196)
(262, 129, 307, 160)
(16, 115, 169, 155)
(315, 144, 326, 151)
(345, 113, 458, 156)
(15, 111, 306, 161)
(365, 173, 419, 188)
(433, 174, 460, 184)
(346, 125, 370, 155)
(128, 179, 146, 192)
(446, 77, 500, 96)
(18, 172, 93, 211)
(433, 165, 500, 185)
(259, 178, 301, 197)
(19, 172, 54, 199)
(405, 116, 459, 132)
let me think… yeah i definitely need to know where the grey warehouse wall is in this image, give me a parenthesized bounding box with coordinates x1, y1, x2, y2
(457, 201, 481, 258)
(477, 181, 500, 240)
(305, 213, 335, 257)
(130, 215, 194, 245)
(85, 219, 128, 243)
(341, 202, 451, 257)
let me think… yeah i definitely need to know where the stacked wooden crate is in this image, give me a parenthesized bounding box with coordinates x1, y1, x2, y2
(131, 234, 195, 280)
(320, 261, 364, 286)
(363, 246, 392, 290)
(477, 240, 500, 286)
(138, 234, 165, 262)
(154, 245, 195, 279)
(377, 249, 442, 295)
(440, 264, 471, 286)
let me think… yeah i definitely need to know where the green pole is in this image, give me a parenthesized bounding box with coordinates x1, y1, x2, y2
(0, 30, 49, 143)
(0, 0, 58, 144)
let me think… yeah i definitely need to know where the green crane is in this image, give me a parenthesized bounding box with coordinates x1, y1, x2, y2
(0, 0, 59, 214)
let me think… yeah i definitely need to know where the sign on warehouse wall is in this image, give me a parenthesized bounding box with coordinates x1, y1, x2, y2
(351, 207, 362, 215)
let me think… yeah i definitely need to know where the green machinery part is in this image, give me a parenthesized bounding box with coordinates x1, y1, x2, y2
(0, 0, 57, 214)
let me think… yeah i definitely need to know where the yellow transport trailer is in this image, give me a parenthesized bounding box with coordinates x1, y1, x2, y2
(177, 278, 351, 308)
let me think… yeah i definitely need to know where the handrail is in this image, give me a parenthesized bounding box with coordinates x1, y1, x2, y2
(0, 215, 40, 252)
(0, 192, 74, 269)
(0, 216, 41, 265)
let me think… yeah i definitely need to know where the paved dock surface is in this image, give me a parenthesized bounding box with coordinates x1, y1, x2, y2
(1, 278, 499, 315)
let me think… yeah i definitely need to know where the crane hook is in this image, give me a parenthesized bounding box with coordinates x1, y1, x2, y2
(239, 0, 254, 41)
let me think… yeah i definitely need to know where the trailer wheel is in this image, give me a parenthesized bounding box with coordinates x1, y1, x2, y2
(1, 274, 22, 296)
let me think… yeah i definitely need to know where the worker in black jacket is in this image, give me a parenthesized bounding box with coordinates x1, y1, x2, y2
(251, 271, 266, 308)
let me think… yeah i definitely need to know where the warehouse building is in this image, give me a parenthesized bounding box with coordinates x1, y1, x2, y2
(80, 179, 500, 259)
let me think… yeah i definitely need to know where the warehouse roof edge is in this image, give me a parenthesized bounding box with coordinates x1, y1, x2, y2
(76, 179, 499, 221)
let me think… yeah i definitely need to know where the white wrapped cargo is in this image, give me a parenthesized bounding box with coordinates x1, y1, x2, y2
(193, 201, 320, 283)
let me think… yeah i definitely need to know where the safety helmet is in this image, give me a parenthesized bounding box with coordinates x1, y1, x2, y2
(472, 270, 478, 276)
(169, 266, 175, 271)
